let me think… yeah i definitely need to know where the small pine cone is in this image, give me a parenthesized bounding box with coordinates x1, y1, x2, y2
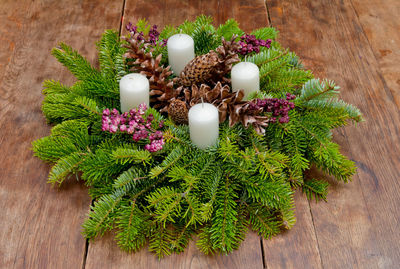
(168, 99, 189, 125)
(179, 51, 219, 86)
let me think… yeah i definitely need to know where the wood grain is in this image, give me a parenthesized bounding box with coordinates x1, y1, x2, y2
(267, 0, 400, 268)
(85, 1, 268, 268)
(86, 231, 263, 269)
(0, 1, 123, 268)
(2, 0, 399, 268)
(262, 191, 322, 269)
(120, 0, 268, 34)
(350, 0, 400, 108)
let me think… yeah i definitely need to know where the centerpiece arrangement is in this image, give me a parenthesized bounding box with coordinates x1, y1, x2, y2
(32, 16, 362, 258)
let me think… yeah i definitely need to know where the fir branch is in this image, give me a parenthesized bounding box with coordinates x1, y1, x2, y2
(113, 167, 147, 191)
(112, 148, 152, 165)
(280, 203, 297, 229)
(196, 226, 215, 255)
(297, 79, 339, 102)
(97, 29, 126, 80)
(73, 96, 102, 116)
(149, 147, 184, 178)
(251, 27, 278, 40)
(42, 80, 72, 95)
(302, 178, 329, 202)
(32, 136, 79, 162)
(115, 200, 149, 252)
(48, 152, 86, 186)
(82, 191, 125, 239)
(148, 224, 174, 259)
(247, 204, 280, 238)
(216, 18, 244, 40)
(210, 175, 239, 253)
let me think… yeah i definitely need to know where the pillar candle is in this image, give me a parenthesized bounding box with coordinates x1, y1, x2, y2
(231, 61, 260, 98)
(188, 103, 219, 149)
(119, 73, 149, 112)
(167, 34, 195, 75)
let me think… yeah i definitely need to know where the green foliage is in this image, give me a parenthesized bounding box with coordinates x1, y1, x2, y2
(115, 200, 149, 252)
(248, 204, 281, 238)
(251, 27, 279, 40)
(302, 179, 329, 201)
(217, 19, 244, 40)
(32, 16, 362, 258)
(248, 48, 313, 94)
(48, 152, 84, 185)
(136, 19, 151, 35)
(97, 29, 127, 81)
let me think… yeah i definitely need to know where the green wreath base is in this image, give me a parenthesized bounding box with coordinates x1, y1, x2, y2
(32, 16, 362, 258)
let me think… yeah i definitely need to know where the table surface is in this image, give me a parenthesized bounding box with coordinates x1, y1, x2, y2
(1, 0, 399, 268)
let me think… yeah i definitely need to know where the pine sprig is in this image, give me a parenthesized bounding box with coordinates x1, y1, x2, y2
(302, 178, 329, 201)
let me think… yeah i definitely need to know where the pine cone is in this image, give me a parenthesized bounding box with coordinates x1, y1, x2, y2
(176, 82, 245, 123)
(168, 99, 188, 125)
(213, 35, 241, 84)
(178, 51, 219, 86)
(228, 102, 270, 135)
(122, 33, 176, 112)
(177, 35, 240, 87)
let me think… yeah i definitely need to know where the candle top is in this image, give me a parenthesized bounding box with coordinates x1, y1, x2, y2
(231, 61, 259, 78)
(119, 73, 149, 91)
(167, 33, 194, 49)
(189, 103, 219, 122)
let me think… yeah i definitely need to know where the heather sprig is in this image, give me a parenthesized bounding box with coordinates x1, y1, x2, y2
(249, 93, 296, 124)
(126, 22, 162, 46)
(237, 34, 272, 55)
(101, 103, 165, 152)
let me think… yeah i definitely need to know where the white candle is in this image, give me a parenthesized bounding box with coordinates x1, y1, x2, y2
(167, 34, 195, 75)
(119, 73, 149, 112)
(231, 62, 260, 98)
(188, 103, 219, 149)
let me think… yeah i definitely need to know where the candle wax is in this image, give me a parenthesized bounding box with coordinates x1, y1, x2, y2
(167, 34, 195, 75)
(119, 73, 149, 112)
(231, 62, 260, 98)
(188, 103, 219, 149)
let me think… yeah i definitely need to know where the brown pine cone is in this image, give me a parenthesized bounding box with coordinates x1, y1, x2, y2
(167, 99, 189, 125)
(176, 35, 240, 87)
(122, 33, 176, 112)
(178, 51, 219, 86)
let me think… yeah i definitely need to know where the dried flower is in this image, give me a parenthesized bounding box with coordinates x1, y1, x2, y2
(102, 103, 164, 152)
(125, 22, 161, 45)
(248, 94, 296, 124)
(237, 34, 272, 55)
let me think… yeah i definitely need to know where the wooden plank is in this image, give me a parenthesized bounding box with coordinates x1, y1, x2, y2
(85, 1, 269, 268)
(350, 0, 400, 108)
(267, 0, 400, 268)
(262, 191, 322, 269)
(120, 0, 268, 33)
(0, 1, 22, 86)
(86, 231, 263, 269)
(0, 1, 123, 268)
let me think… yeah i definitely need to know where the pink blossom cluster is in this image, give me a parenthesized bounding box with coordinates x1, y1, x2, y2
(101, 103, 165, 152)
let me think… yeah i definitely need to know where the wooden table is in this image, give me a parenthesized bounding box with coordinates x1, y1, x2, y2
(1, 0, 399, 268)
